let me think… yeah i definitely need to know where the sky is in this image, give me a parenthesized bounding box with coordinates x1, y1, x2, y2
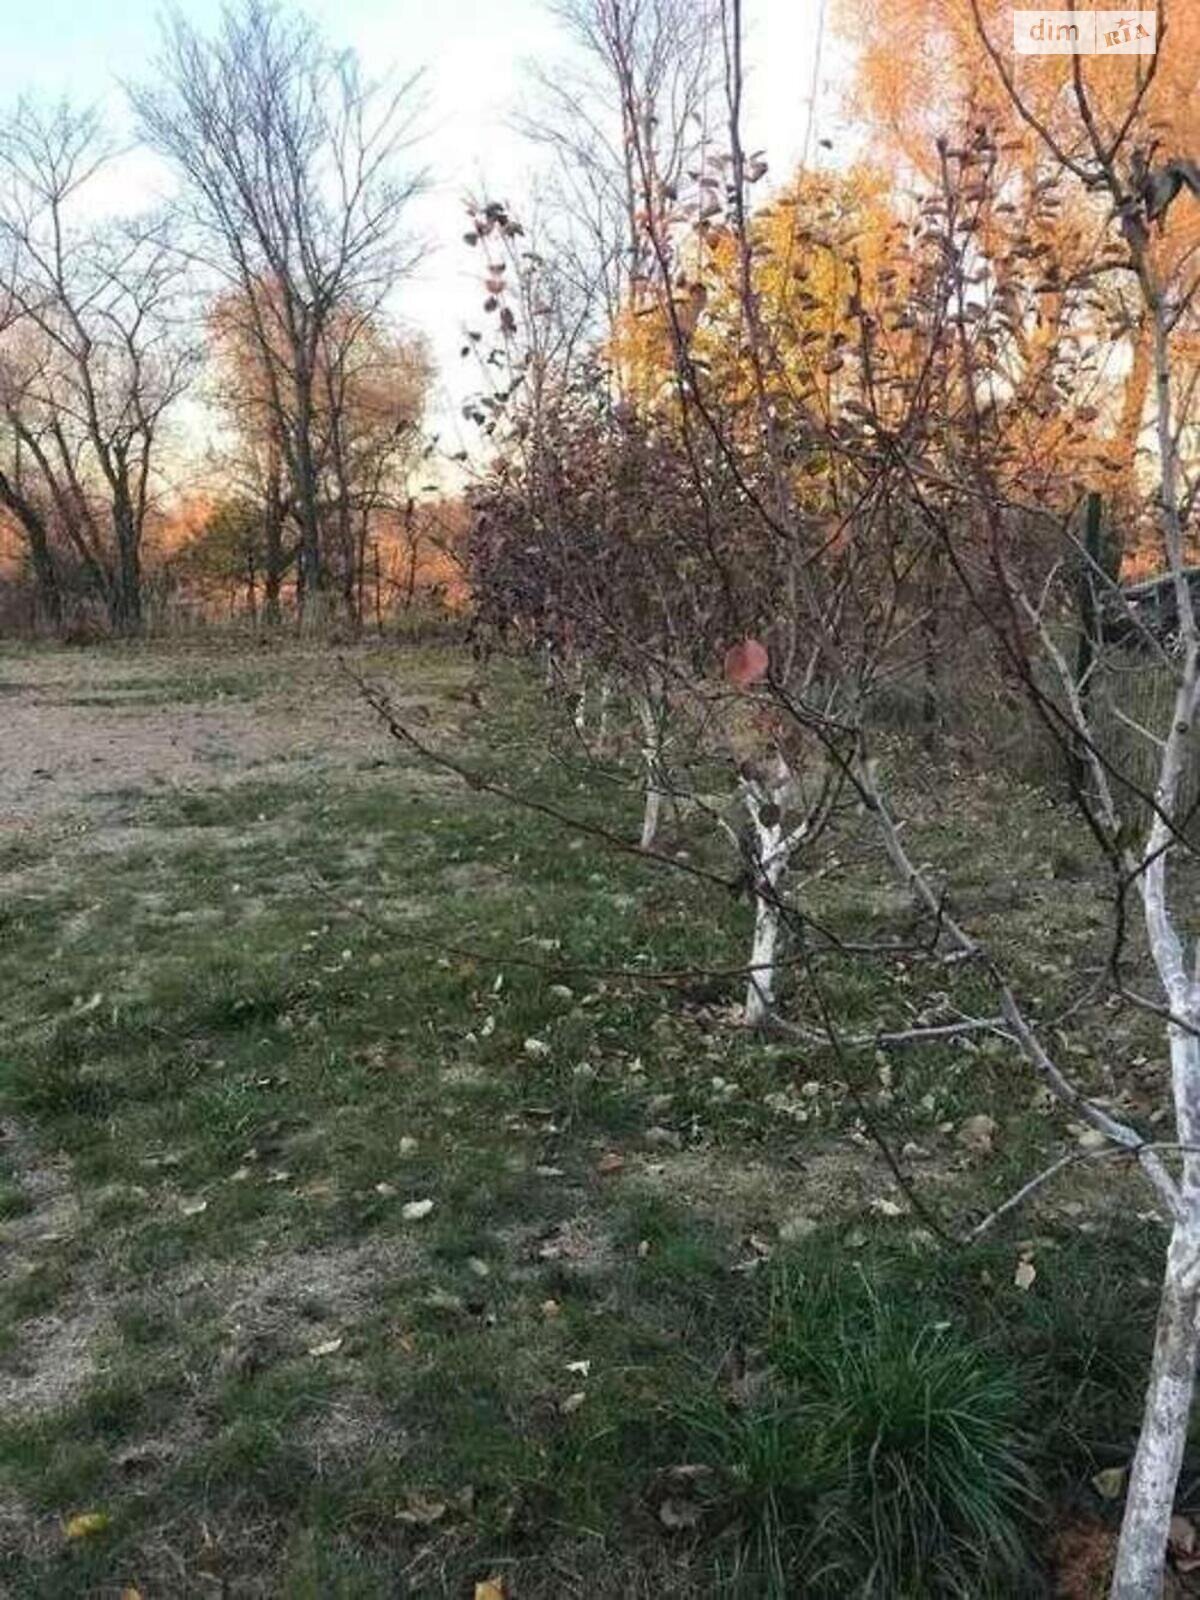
(0, 0, 853, 461)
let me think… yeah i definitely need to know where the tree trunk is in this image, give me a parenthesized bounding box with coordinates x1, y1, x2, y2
(1113, 318, 1153, 545)
(1070, 493, 1104, 796)
(1112, 1202, 1200, 1597)
(263, 564, 282, 627)
(356, 512, 369, 628)
(0, 468, 63, 631)
(263, 459, 285, 627)
(109, 497, 142, 636)
(636, 692, 666, 849)
(28, 532, 64, 632)
(743, 785, 786, 1027)
(922, 558, 941, 754)
(744, 850, 784, 1025)
(291, 406, 323, 617)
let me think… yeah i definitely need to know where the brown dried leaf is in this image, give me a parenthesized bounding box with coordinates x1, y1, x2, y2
(723, 638, 769, 687)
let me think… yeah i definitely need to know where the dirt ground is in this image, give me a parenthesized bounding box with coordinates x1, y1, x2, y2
(0, 646, 427, 831)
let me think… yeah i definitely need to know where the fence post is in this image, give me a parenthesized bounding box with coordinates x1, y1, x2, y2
(1070, 491, 1104, 795)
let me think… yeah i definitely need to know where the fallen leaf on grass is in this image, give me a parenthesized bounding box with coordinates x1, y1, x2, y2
(64, 1511, 110, 1540)
(560, 1391, 586, 1415)
(397, 1493, 447, 1526)
(179, 1197, 208, 1217)
(565, 1359, 591, 1376)
(870, 1198, 906, 1218)
(596, 1152, 625, 1175)
(1014, 1259, 1037, 1291)
(308, 1337, 343, 1357)
(957, 1114, 997, 1154)
(402, 1198, 435, 1221)
(423, 1289, 466, 1315)
(475, 1579, 507, 1600)
(1092, 1466, 1125, 1500)
(1072, 1124, 1108, 1152)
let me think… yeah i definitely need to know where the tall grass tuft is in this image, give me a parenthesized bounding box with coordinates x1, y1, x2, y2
(680, 1260, 1040, 1597)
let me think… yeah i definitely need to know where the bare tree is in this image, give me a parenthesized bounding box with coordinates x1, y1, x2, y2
(0, 315, 63, 629)
(132, 0, 425, 616)
(314, 313, 431, 625)
(0, 101, 192, 634)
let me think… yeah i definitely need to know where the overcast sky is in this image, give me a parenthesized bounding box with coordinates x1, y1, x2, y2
(0, 0, 853, 458)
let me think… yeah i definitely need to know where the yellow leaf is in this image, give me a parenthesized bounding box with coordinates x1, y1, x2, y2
(1092, 1466, 1126, 1500)
(475, 1579, 507, 1600)
(121, 1589, 144, 1600)
(64, 1511, 110, 1540)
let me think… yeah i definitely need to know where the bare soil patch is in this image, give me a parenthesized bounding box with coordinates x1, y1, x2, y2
(0, 646, 462, 830)
(0, 1118, 96, 1419)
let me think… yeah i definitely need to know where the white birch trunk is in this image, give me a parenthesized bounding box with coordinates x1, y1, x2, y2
(1112, 617, 1200, 1591)
(741, 769, 794, 1027)
(1113, 1015, 1200, 1597)
(744, 811, 784, 1026)
(636, 692, 666, 850)
(1113, 1173, 1200, 1599)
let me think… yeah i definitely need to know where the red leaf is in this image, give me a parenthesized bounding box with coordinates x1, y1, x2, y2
(723, 639, 769, 687)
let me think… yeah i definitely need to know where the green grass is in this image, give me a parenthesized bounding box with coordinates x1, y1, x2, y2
(660, 1226, 1166, 1598)
(0, 638, 1182, 1595)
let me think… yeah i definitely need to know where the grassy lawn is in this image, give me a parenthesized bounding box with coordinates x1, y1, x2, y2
(0, 640, 1183, 1596)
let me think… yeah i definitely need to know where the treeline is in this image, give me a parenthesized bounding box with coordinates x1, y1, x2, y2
(0, 0, 432, 636)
